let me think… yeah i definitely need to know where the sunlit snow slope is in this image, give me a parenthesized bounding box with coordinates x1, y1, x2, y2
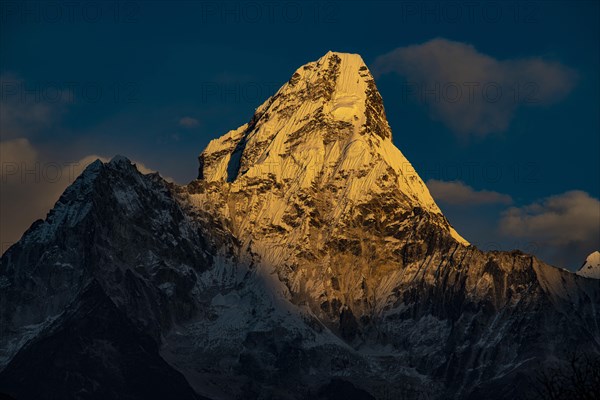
(197, 51, 468, 245)
(577, 251, 600, 279)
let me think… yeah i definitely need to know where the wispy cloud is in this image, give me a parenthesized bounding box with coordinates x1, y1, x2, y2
(427, 179, 513, 205)
(0, 73, 69, 139)
(372, 38, 577, 136)
(500, 190, 599, 245)
(178, 116, 199, 128)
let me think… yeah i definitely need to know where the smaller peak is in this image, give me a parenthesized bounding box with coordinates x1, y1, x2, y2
(78, 158, 103, 179)
(69, 158, 103, 186)
(587, 250, 600, 260)
(87, 158, 104, 169)
(576, 250, 600, 279)
(109, 155, 132, 165)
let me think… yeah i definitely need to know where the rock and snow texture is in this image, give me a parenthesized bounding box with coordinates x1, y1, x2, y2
(1, 52, 599, 400)
(577, 251, 600, 279)
(188, 52, 600, 398)
(200, 52, 442, 211)
(197, 51, 468, 248)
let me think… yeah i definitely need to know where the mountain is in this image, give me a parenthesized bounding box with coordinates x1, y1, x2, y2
(1, 52, 599, 400)
(577, 251, 600, 279)
(196, 52, 467, 244)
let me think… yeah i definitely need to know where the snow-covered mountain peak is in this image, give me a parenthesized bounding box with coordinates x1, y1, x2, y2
(318, 50, 365, 65)
(577, 250, 600, 279)
(195, 52, 468, 245)
(199, 51, 384, 183)
(299, 51, 371, 124)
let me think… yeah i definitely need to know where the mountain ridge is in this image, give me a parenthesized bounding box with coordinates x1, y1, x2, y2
(1, 51, 599, 400)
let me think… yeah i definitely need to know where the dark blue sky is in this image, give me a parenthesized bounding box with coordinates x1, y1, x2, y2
(1, 1, 599, 268)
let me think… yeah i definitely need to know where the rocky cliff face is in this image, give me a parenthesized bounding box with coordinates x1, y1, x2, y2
(1, 52, 599, 400)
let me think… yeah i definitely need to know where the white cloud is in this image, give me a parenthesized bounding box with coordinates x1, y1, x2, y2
(427, 179, 513, 205)
(178, 116, 199, 128)
(372, 38, 577, 136)
(500, 191, 599, 245)
(499, 191, 600, 267)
